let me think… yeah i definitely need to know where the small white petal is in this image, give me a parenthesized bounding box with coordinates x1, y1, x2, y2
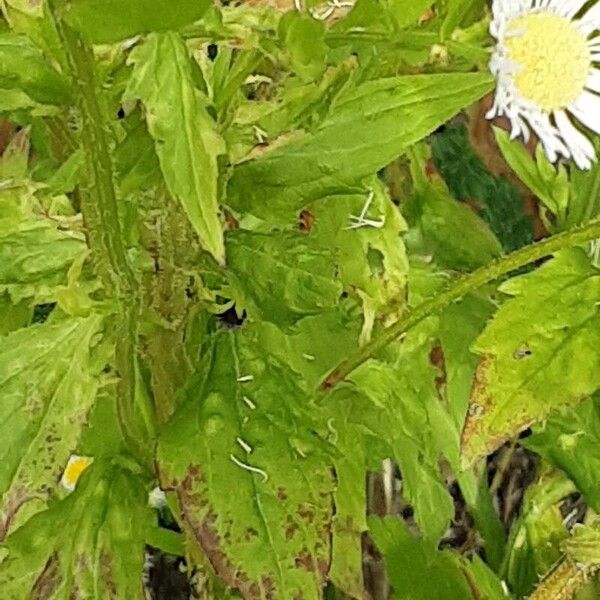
(586, 69, 600, 93)
(559, 0, 589, 19)
(554, 110, 595, 169)
(527, 111, 569, 163)
(579, 4, 600, 35)
(569, 90, 600, 135)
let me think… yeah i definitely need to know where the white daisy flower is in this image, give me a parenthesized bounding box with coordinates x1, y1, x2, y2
(487, 0, 600, 170)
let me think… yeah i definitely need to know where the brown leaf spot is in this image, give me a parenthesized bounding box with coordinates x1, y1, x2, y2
(276, 487, 288, 501)
(298, 210, 315, 233)
(295, 549, 315, 571)
(297, 504, 315, 524)
(32, 554, 61, 600)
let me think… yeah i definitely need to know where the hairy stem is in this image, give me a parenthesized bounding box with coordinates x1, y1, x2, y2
(53, 11, 153, 467)
(320, 219, 600, 391)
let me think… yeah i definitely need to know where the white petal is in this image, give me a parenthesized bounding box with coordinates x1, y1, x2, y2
(554, 110, 595, 169)
(526, 111, 569, 163)
(558, 0, 589, 19)
(586, 69, 600, 93)
(569, 90, 600, 135)
(580, 4, 600, 35)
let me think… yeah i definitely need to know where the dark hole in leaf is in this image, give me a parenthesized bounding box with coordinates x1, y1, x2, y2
(207, 44, 218, 61)
(513, 345, 532, 359)
(117, 107, 126, 120)
(217, 304, 246, 329)
(32, 303, 55, 324)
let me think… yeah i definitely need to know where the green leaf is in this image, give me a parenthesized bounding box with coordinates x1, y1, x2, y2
(502, 469, 574, 597)
(255, 304, 362, 391)
(369, 516, 473, 600)
(309, 178, 409, 341)
(348, 329, 454, 543)
(279, 13, 328, 82)
(564, 518, 600, 566)
(0, 459, 152, 599)
(0, 33, 72, 105)
(227, 72, 493, 221)
(566, 138, 600, 228)
(407, 144, 503, 270)
(157, 329, 334, 599)
(0, 294, 31, 334)
(64, 0, 211, 44)
(0, 187, 87, 303)
(525, 397, 600, 512)
(0, 314, 104, 539)
(461, 248, 600, 466)
(326, 400, 366, 598)
(225, 230, 342, 327)
(114, 115, 161, 196)
(126, 32, 225, 264)
(494, 127, 569, 224)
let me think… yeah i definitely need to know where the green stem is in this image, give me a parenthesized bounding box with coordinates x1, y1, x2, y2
(52, 11, 153, 467)
(320, 219, 600, 391)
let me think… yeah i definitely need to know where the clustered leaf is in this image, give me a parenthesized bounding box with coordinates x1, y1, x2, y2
(0, 0, 599, 598)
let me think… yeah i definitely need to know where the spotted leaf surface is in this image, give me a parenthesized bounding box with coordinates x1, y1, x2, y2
(0, 460, 151, 599)
(0, 314, 104, 540)
(158, 329, 334, 599)
(461, 248, 600, 466)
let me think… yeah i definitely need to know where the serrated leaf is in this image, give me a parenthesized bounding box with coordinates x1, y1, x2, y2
(368, 516, 473, 600)
(347, 330, 454, 543)
(525, 398, 600, 512)
(461, 249, 600, 466)
(227, 72, 493, 220)
(0, 459, 151, 599)
(64, 0, 211, 44)
(0, 32, 72, 105)
(158, 329, 334, 600)
(225, 230, 342, 327)
(126, 32, 225, 264)
(0, 314, 104, 540)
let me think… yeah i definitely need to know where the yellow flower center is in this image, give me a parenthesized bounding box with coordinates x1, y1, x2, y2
(505, 12, 590, 112)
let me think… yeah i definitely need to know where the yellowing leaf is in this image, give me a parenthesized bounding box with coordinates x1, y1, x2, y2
(0, 314, 104, 539)
(126, 33, 226, 264)
(461, 249, 600, 466)
(0, 460, 151, 599)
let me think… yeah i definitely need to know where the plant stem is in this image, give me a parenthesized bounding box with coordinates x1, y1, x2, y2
(320, 219, 600, 391)
(53, 11, 154, 467)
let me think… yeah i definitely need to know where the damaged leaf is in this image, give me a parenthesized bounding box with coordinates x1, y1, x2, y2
(0, 459, 151, 599)
(157, 328, 334, 599)
(0, 314, 104, 539)
(461, 249, 600, 466)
